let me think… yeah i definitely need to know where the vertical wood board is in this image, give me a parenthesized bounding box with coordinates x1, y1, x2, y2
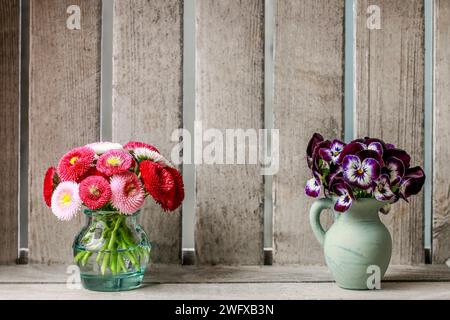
(433, 0, 450, 264)
(0, 0, 20, 264)
(273, 0, 345, 265)
(195, 0, 265, 265)
(112, 0, 183, 264)
(355, 0, 425, 264)
(28, 0, 101, 263)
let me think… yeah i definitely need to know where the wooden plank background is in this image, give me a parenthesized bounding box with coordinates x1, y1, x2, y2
(195, 0, 265, 265)
(1, 0, 447, 267)
(28, 0, 101, 263)
(273, 0, 345, 265)
(433, 0, 450, 264)
(0, 0, 19, 264)
(355, 0, 425, 264)
(112, 0, 183, 264)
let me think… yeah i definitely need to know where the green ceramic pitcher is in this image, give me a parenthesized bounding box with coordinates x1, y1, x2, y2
(309, 197, 392, 290)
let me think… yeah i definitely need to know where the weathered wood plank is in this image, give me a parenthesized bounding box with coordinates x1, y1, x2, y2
(273, 0, 345, 265)
(0, 0, 19, 264)
(2, 282, 450, 300)
(433, 0, 450, 264)
(2, 264, 450, 283)
(112, 0, 183, 264)
(355, 0, 425, 264)
(195, 0, 265, 265)
(28, 0, 101, 263)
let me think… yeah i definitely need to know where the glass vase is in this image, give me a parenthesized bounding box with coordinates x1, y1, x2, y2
(73, 210, 151, 292)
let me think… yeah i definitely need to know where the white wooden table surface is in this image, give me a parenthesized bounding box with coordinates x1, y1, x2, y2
(1, 264, 450, 300)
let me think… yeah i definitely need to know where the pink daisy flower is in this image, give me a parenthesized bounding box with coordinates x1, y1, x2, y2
(96, 149, 134, 176)
(51, 181, 82, 221)
(110, 172, 145, 215)
(124, 141, 160, 153)
(57, 147, 95, 182)
(79, 176, 112, 210)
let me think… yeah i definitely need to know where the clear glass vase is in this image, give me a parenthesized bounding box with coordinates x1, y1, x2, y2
(73, 210, 151, 292)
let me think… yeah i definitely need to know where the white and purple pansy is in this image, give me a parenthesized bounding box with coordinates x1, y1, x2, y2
(357, 149, 384, 166)
(304, 133, 425, 214)
(399, 167, 426, 201)
(305, 177, 321, 198)
(373, 174, 397, 202)
(333, 182, 354, 213)
(384, 157, 405, 185)
(343, 155, 380, 189)
(319, 140, 346, 164)
(336, 142, 366, 164)
(367, 142, 383, 156)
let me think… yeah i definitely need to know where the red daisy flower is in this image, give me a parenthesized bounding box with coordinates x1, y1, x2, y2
(164, 166, 185, 211)
(79, 176, 112, 210)
(43, 167, 59, 207)
(140, 160, 184, 211)
(96, 149, 134, 176)
(124, 141, 160, 153)
(78, 166, 108, 181)
(57, 147, 95, 182)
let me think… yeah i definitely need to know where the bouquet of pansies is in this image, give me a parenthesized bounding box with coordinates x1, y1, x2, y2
(305, 133, 425, 213)
(43, 141, 184, 219)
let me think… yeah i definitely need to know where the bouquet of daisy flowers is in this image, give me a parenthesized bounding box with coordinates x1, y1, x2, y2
(43, 141, 184, 280)
(304, 133, 425, 213)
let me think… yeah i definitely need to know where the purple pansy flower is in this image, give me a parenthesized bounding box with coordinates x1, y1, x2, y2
(384, 157, 405, 185)
(304, 133, 425, 214)
(307, 133, 324, 169)
(325, 165, 343, 187)
(336, 142, 366, 164)
(319, 140, 346, 164)
(305, 177, 321, 198)
(383, 148, 411, 169)
(385, 143, 395, 150)
(373, 174, 396, 202)
(312, 140, 332, 171)
(399, 167, 425, 201)
(329, 140, 346, 163)
(357, 149, 384, 166)
(333, 182, 354, 213)
(363, 137, 386, 149)
(367, 142, 383, 156)
(343, 155, 380, 189)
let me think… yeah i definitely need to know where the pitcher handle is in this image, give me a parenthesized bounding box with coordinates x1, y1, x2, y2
(309, 198, 333, 247)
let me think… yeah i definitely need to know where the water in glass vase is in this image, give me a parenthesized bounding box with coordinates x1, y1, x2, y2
(73, 210, 151, 292)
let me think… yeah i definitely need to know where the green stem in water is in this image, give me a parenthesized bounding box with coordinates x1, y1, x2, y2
(96, 251, 104, 264)
(74, 251, 86, 263)
(117, 253, 128, 273)
(81, 252, 92, 266)
(101, 253, 110, 275)
(110, 253, 118, 275)
(108, 216, 124, 251)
